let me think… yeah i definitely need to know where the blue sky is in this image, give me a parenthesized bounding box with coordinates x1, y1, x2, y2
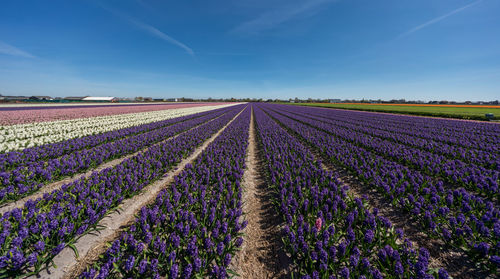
(0, 0, 499, 101)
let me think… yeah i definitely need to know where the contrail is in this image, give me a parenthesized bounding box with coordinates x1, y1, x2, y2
(399, 0, 482, 38)
(101, 4, 194, 56)
(127, 18, 195, 57)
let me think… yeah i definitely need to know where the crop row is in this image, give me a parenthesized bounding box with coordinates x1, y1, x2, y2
(271, 106, 499, 199)
(79, 106, 251, 279)
(0, 103, 185, 111)
(290, 105, 499, 152)
(330, 106, 499, 139)
(0, 103, 236, 152)
(260, 104, 499, 272)
(0, 105, 244, 278)
(0, 102, 229, 126)
(276, 106, 498, 170)
(0, 107, 224, 172)
(0, 107, 230, 204)
(253, 105, 448, 278)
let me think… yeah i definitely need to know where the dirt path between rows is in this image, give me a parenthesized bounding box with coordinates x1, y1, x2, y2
(231, 107, 291, 279)
(27, 107, 246, 279)
(0, 111, 228, 216)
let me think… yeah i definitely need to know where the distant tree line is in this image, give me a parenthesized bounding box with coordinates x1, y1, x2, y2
(1, 94, 498, 105)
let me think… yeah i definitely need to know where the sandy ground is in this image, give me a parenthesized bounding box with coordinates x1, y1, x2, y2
(231, 108, 292, 279)
(25, 107, 246, 279)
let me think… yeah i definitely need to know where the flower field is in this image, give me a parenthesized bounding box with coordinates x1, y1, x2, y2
(292, 103, 500, 121)
(0, 103, 229, 126)
(0, 103, 236, 152)
(0, 103, 498, 278)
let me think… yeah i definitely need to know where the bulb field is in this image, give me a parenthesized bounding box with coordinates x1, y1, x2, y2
(0, 103, 498, 278)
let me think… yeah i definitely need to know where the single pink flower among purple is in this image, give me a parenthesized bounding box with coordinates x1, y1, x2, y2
(315, 218, 322, 231)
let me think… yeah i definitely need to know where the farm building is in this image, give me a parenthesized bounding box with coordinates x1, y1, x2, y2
(81, 96, 118, 102)
(64, 96, 88, 101)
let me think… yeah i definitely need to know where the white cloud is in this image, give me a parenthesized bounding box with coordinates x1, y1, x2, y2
(0, 41, 35, 58)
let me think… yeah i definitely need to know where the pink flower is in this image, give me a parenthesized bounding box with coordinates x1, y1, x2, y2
(315, 218, 322, 231)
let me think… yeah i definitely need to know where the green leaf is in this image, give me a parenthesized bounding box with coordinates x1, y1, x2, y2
(68, 243, 79, 258)
(227, 269, 240, 278)
(113, 262, 120, 270)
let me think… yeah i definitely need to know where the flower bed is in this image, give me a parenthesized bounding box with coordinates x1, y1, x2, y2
(80, 106, 251, 279)
(0, 104, 237, 152)
(0, 105, 244, 278)
(253, 105, 448, 278)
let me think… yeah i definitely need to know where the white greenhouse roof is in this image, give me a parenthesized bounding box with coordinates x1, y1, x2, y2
(81, 96, 117, 101)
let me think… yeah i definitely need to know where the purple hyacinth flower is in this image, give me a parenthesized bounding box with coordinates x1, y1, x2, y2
(27, 252, 38, 266)
(224, 253, 232, 266)
(170, 263, 178, 278)
(183, 263, 193, 278)
(350, 254, 359, 267)
(168, 251, 176, 264)
(235, 237, 243, 247)
(217, 242, 224, 254)
(489, 255, 500, 267)
(124, 255, 135, 271)
(0, 256, 9, 269)
(193, 257, 202, 272)
(438, 268, 450, 279)
(34, 240, 45, 252)
(51, 242, 65, 255)
(394, 261, 404, 275)
(474, 242, 490, 256)
(364, 229, 374, 243)
(339, 267, 350, 279)
(138, 259, 148, 274)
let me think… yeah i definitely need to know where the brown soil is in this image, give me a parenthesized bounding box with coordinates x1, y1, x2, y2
(231, 108, 292, 279)
(0, 111, 228, 216)
(26, 107, 246, 279)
